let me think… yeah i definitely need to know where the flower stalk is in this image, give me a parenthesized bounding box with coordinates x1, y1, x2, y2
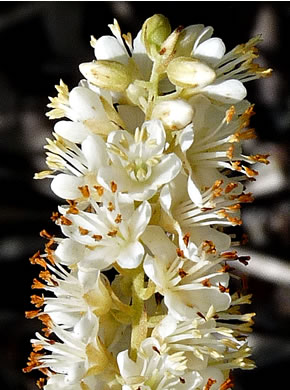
(24, 14, 271, 390)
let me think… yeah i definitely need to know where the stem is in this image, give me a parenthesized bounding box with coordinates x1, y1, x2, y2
(145, 61, 160, 120)
(130, 266, 148, 361)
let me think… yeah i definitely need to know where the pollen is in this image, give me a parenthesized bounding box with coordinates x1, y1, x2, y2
(202, 240, 216, 254)
(36, 378, 46, 389)
(222, 251, 238, 260)
(219, 283, 230, 293)
(202, 278, 212, 287)
(249, 153, 270, 165)
(238, 255, 251, 266)
(31, 295, 45, 308)
(244, 166, 259, 177)
(106, 201, 114, 212)
(178, 268, 188, 278)
(107, 229, 118, 237)
(220, 377, 234, 390)
(115, 214, 122, 223)
(50, 211, 59, 222)
(60, 216, 73, 225)
(226, 145, 235, 160)
(39, 270, 53, 282)
(29, 251, 47, 269)
(152, 346, 161, 354)
(226, 106, 236, 123)
(204, 378, 217, 390)
(39, 229, 53, 239)
(92, 234, 102, 241)
(225, 182, 238, 194)
(66, 199, 79, 214)
(183, 232, 190, 247)
(176, 248, 185, 258)
(110, 181, 118, 193)
(94, 185, 104, 196)
(79, 226, 89, 235)
(31, 279, 45, 290)
(78, 185, 90, 198)
(25, 309, 41, 319)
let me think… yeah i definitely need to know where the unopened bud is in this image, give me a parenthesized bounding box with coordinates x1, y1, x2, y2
(167, 56, 216, 89)
(152, 99, 193, 130)
(141, 14, 171, 58)
(79, 61, 131, 92)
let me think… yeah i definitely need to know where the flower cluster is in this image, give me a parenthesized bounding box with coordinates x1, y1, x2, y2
(24, 15, 271, 390)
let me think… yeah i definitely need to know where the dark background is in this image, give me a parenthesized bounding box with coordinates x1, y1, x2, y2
(0, 2, 289, 389)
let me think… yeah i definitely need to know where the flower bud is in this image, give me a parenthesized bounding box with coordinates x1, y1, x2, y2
(79, 60, 131, 92)
(152, 99, 193, 130)
(167, 56, 216, 89)
(141, 14, 171, 58)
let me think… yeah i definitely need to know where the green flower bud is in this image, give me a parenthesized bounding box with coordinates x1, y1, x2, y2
(79, 60, 131, 92)
(166, 56, 216, 89)
(141, 14, 171, 58)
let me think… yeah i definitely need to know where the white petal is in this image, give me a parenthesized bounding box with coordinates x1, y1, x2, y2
(179, 123, 194, 152)
(129, 201, 151, 239)
(194, 37, 226, 66)
(175, 370, 203, 390)
(189, 226, 231, 252)
(54, 121, 90, 143)
(81, 135, 108, 171)
(107, 128, 133, 148)
(117, 241, 144, 269)
(69, 87, 107, 120)
(51, 174, 84, 199)
(199, 367, 225, 390)
(74, 311, 99, 343)
(117, 349, 140, 379)
(55, 238, 85, 266)
(150, 154, 181, 186)
(187, 175, 203, 207)
(193, 26, 214, 52)
(143, 119, 166, 153)
(94, 35, 128, 64)
(141, 226, 176, 264)
(160, 184, 172, 214)
(143, 254, 165, 287)
(202, 79, 247, 103)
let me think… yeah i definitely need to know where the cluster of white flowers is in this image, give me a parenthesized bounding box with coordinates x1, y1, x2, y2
(24, 15, 271, 390)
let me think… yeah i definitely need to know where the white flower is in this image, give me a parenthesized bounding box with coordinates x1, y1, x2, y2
(152, 312, 235, 372)
(176, 95, 260, 206)
(47, 84, 122, 140)
(58, 190, 151, 270)
(93, 19, 152, 81)
(160, 173, 234, 255)
(30, 311, 110, 384)
(98, 119, 181, 201)
(117, 337, 202, 390)
(31, 260, 112, 328)
(167, 24, 271, 103)
(39, 133, 109, 202)
(141, 226, 231, 321)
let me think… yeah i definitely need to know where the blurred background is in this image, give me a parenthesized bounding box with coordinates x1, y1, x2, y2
(0, 1, 289, 389)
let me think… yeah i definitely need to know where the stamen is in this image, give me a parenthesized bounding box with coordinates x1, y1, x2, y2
(60, 216, 72, 226)
(94, 185, 104, 196)
(79, 226, 89, 235)
(78, 185, 90, 198)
